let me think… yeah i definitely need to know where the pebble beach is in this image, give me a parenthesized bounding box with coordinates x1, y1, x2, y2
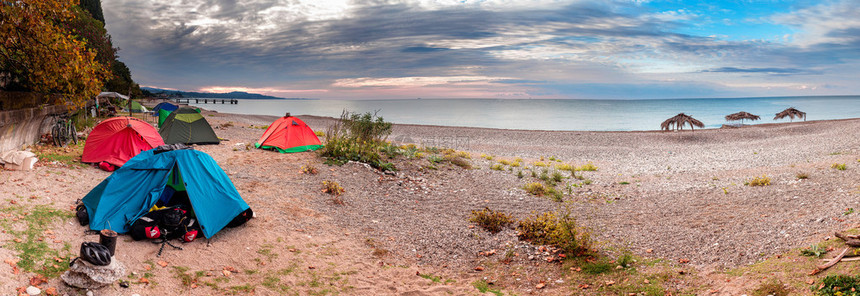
(1, 109, 859, 295)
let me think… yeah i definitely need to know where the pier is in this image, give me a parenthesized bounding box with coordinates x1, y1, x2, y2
(173, 98, 238, 104)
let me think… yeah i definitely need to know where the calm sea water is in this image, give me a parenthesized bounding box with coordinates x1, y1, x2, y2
(194, 96, 860, 131)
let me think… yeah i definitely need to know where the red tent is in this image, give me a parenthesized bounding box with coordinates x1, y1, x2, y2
(255, 116, 323, 153)
(82, 117, 164, 167)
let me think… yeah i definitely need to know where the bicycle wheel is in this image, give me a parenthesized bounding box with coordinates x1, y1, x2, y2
(69, 124, 78, 145)
(52, 124, 62, 147)
(58, 121, 70, 147)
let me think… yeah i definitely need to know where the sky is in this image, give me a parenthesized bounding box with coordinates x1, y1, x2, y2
(102, 0, 860, 100)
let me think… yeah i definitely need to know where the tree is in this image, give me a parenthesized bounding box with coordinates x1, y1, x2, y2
(0, 0, 109, 107)
(78, 0, 104, 23)
(61, 6, 116, 68)
(104, 60, 141, 97)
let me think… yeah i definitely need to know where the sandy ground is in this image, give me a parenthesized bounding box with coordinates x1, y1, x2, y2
(1, 107, 859, 295)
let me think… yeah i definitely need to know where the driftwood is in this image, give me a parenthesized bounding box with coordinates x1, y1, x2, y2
(835, 232, 860, 247)
(823, 257, 860, 262)
(810, 247, 851, 275)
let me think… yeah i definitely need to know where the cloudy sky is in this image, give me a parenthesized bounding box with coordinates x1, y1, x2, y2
(103, 0, 860, 100)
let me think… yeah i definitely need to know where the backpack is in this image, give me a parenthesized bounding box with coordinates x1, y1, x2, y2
(226, 208, 254, 228)
(129, 215, 161, 241)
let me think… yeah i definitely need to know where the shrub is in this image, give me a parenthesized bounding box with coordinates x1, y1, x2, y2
(517, 210, 591, 256)
(510, 161, 521, 167)
(319, 110, 395, 171)
(796, 172, 809, 179)
(448, 156, 472, 169)
(551, 171, 565, 183)
(832, 163, 847, 170)
(220, 121, 234, 128)
(533, 161, 547, 167)
(490, 164, 504, 171)
(524, 182, 551, 196)
(322, 181, 344, 196)
(314, 130, 325, 137)
(813, 275, 860, 296)
(516, 170, 524, 178)
(480, 153, 493, 160)
(301, 163, 318, 175)
(428, 155, 444, 163)
(455, 151, 471, 159)
(746, 175, 771, 186)
(576, 162, 598, 171)
(469, 208, 514, 234)
(556, 163, 574, 171)
(498, 159, 511, 166)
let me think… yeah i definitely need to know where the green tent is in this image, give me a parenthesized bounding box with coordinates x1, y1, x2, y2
(158, 107, 220, 145)
(122, 100, 147, 113)
(158, 109, 172, 127)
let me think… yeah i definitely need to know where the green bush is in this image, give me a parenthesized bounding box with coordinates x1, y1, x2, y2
(319, 110, 396, 171)
(832, 163, 847, 170)
(517, 210, 590, 256)
(469, 208, 514, 234)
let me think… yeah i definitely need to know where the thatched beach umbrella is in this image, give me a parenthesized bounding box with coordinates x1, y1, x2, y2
(725, 111, 761, 124)
(661, 113, 705, 131)
(774, 107, 806, 121)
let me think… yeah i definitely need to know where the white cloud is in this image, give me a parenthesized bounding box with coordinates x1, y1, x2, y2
(332, 76, 512, 88)
(772, 0, 860, 47)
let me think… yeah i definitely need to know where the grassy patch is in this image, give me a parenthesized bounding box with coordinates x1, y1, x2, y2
(419, 273, 441, 283)
(752, 280, 790, 296)
(31, 141, 88, 168)
(831, 163, 847, 170)
(796, 172, 809, 179)
(469, 207, 514, 234)
(472, 280, 504, 296)
(2, 205, 75, 278)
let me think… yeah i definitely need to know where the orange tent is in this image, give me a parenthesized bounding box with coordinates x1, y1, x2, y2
(254, 115, 322, 153)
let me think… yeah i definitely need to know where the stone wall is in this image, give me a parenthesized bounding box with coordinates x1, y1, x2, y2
(0, 91, 69, 154)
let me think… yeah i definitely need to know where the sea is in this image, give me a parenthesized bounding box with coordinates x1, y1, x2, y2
(193, 96, 860, 131)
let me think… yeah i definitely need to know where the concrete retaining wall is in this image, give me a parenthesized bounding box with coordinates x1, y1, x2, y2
(0, 91, 68, 154)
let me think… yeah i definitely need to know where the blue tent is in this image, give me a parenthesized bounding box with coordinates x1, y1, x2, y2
(152, 102, 178, 113)
(82, 149, 249, 238)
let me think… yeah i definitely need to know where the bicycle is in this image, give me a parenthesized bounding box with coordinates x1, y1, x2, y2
(51, 113, 78, 147)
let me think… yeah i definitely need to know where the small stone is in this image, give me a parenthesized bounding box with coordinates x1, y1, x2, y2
(536, 283, 546, 289)
(25, 286, 40, 296)
(86, 291, 94, 296)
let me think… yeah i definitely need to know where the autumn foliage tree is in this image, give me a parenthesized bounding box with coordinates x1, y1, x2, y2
(0, 0, 109, 107)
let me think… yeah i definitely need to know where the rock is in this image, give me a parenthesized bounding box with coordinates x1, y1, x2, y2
(536, 283, 546, 289)
(26, 286, 40, 296)
(86, 291, 94, 296)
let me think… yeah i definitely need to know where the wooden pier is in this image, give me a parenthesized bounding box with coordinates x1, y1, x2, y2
(173, 98, 238, 104)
